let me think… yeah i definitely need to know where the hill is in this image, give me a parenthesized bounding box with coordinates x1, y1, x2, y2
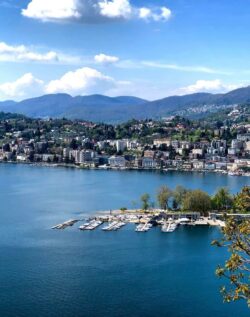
(1, 86, 250, 122)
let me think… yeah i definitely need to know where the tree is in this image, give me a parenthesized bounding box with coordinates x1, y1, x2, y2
(157, 185, 172, 210)
(212, 218, 250, 307)
(173, 185, 189, 209)
(140, 193, 150, 211)
(183, 189, 212, 215)
(233, 186, 250, 213)
(212, 187, 233, 212)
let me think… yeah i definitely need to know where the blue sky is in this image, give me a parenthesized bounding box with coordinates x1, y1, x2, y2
(0, 0, 250, 100)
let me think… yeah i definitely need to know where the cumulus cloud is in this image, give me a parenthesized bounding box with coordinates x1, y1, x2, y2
(0, 73, 44, 99)
(94, 53, 119, 64)
(45, 67, 115, 95)
(22, 0, 172, 23)
(98, 0, 132, 19)
(179, 79, 240, 94)
(139, 7, 171, 21)
(0, 67, 130, 100)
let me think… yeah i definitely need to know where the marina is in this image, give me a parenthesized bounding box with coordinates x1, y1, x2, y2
(52, 210, 229, 233)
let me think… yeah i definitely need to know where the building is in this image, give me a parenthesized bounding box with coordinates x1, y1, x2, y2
(108, 156, 126, 167)
(141, 157, 157, 168)
(115, 140, 127, 152)
(153, 139, 171, 147)
(79, 150, 94, 163)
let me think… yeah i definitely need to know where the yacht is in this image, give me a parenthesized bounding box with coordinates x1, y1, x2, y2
(135, 223, 152, 232)
(161, 222, 177, 233)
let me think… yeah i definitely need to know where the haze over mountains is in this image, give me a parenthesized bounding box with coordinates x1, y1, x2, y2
(1, 86, 250, 123)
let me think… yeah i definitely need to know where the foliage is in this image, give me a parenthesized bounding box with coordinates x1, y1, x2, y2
(212, 187, 233, 212)
(140, 193, 150, 211)
(173, 185, 189, 209)
(212, 218, 250, 307)
(233, 186, 250, 214)
(157, 185, 172, 210)
(120, 207, 127, 212)
(182, 189, 212, 215)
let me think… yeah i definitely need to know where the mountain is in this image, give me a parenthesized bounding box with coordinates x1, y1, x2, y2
(0, 94, 147, 122)
(0, 86, 250, 122)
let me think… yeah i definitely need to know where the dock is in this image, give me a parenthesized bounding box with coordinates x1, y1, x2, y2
(52, 210, 230, 233)
(51, 219, 79, 229)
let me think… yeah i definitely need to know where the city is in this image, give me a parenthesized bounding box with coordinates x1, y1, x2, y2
(1, 110, 250, 176)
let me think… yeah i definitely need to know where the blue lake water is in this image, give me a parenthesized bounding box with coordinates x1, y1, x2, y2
(0, 164, 249, 317)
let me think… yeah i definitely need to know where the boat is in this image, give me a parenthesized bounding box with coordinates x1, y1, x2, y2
(176, 217, 190, 225)
(79, 220, 102, 230)
(135, 223, 152, 232)
(161, 222, 177, 233)
(102, 221, 126, 231)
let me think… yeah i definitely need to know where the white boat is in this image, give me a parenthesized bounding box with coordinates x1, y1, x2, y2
(102, 221, 126, 231)
(176, 217, 190, 225)
(135, 223, 152, 232)
(80, 220, 102, 230)
(161, 222, 177, 233)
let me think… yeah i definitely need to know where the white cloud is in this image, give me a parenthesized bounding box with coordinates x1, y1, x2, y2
(46, 67, 115, 95)
(0, 41, 83, 64)
(0, 67, 129, 100)
(98, 0, 132, 19)
(141, 61, 229, 75)
(22, 0, 82, 22)
(22, 0, 172, 23)
(94, 53, 119, 64)
(0, 73, 44, 99)
(0, 41, 58, 63)
(139, 7, 171, 21)
(179, 79, 240, 94)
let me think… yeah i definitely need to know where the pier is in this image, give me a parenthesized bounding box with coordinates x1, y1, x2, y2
(51, 209, 230, 234)
(51, 219, 79, 229)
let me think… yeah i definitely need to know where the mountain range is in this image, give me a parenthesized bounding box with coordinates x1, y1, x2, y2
(1, 86, 250, 122)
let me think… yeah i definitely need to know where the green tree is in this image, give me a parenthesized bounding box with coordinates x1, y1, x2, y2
(140, 193, 150, 211)
(157, 185, 172, 210)
(173, 185, 189, 209)
(183, 189, 212, 215)
(212, 218, 250, 307)
(212, 187, 233, 212)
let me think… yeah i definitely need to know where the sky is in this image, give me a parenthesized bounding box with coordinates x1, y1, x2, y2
(0, 0, 250, 101)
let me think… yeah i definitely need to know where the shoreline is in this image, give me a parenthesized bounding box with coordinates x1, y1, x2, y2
(0, 160, 249, 177)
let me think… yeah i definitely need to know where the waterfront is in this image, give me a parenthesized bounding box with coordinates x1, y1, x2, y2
(0, 164, 249, 317)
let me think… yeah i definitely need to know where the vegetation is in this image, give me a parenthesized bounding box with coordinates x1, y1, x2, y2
(212, 188, 233, 212)
(233, 186, 250, 213)
(212, 217, 250, 307)
(182, 189, 212, 215)
(173, 185, 190, 210)
(140, 193, 150, 211)
(157, 185, 172, 210)
(136, 185, 250, 216)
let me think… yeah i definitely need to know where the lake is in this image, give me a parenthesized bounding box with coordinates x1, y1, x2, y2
(0, 164, 249, 317)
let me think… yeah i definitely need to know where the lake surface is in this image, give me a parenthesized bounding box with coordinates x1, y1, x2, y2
(0, 164, 249, 317)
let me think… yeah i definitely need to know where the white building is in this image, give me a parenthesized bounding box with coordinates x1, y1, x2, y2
(108, 156, 126, 167)
(142, 157, 156, 168)
(116, 140, 127, 152)
(193, 161, 204, 170)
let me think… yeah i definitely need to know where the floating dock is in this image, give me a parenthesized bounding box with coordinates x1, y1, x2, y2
(51, 219, 79, 229)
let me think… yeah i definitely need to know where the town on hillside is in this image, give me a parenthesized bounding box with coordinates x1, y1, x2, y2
(0, 107, 250, 176)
